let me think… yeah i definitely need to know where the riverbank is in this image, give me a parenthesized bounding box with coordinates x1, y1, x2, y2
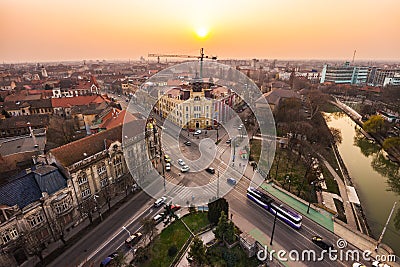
(325, 111, 400, 257)
(330, 98, 400, 164)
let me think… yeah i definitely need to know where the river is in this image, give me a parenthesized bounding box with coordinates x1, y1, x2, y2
(324, 112, 400, 256)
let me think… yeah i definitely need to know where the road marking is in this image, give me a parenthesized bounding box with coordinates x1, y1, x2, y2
(79, 204, 154, 266)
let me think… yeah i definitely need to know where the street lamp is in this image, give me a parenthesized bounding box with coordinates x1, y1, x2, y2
(270, 207, 279, 245)
(93, 194, 103, 221)
(307, 181, 316, 214)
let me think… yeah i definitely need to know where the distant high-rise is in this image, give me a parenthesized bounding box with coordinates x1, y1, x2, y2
(320, 62, 368, 84)
(41, 65, 48, 78)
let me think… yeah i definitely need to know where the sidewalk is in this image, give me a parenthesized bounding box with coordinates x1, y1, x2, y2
(22, 190, 141, 267)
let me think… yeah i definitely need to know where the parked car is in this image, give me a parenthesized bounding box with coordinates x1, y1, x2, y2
(184, 141, 191, 146)
(153, 213, 165, 224)
(125, 232, 143, 248)
(154, 196, 167, 207)
(227, 177, 236, 185)
(177, 159, 186, 166)
(311, 236, 334, 250)
(171, 204, 181, 212)
(180, 165, 190, 172)
(206, 167, 215, 174)
(165, 163, 171, 171)
(100, 252, 119, 267)
(226, 139, 231, 144)
(164, 155, 171, 163)
(194, 130, 202, 135)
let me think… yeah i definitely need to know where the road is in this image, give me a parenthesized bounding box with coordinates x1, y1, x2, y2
(48, 192, 159, 267)
(59, 95, 371, 267)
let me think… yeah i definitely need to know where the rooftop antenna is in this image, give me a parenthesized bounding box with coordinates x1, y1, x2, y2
(352, 50, 356, 64)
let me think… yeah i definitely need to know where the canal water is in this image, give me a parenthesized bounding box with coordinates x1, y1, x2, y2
(324, 112, 400, 256)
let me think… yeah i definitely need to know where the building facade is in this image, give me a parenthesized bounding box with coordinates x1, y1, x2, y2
(320, 62, 368, 85)
(157, 79, 235, 129)
(0, 165, 78, 266)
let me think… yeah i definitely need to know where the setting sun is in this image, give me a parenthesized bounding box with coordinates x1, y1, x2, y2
(195, 27, 209, 39)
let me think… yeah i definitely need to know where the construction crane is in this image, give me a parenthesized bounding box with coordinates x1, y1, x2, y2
(148, 48, 217, 78)
(352, 49, 356, 64)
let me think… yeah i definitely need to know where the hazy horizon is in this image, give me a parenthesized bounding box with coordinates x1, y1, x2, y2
(1, 0, 400, 63)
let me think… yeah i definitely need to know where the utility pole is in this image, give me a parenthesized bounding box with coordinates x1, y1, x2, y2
(375, 202, 397, 251)
(270, 208, 279, 245)
(217, 171, 220, 198)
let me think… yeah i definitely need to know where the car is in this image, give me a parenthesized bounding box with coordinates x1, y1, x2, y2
(226, 139, 231, 144)
(311, 236, 334, 250)
(171, 204, 181, 212)
(206, 167, 215, 174)
(154, 196, 167, 207)
(164, 155, 171, 163)
(165, 163, 171, 171)
(352, 263, 366, 267)
(100, 252, 119, 267)
(153, 213, 165, 224)
(227, 177, 236, 185)
(181, 165, 190, 172)
(194, 130, 202, 135)
(125, 232, 143, 247)
(372, 261, 391, 267)
(177, 159, 186, 166)
(184, 141, 191, 146)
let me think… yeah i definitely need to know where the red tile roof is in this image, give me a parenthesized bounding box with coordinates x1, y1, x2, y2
(49, 120, 145, 167)
(99, 110, 137, 130)
(51, 95, 107, 108)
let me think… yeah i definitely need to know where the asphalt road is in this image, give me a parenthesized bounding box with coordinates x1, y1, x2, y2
(62, 97, 371, 267)
(47, 192, 159, 267)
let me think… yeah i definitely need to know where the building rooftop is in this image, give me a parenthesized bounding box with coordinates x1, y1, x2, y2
(49, 119, 145, 167)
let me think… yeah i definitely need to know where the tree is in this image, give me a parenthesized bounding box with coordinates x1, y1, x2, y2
(1, 109, 11, 118)
(329, 127, 343, 144)
(188, 236, 207, 266)
(213, 211, 235, 244)
(141, 217, 156, 245)
(163, 204, 179, 225)
(81, 198, 96, 224)
(207, 198, 229, 225)
(383, 137, 400, 151)
(363, 115, 385, 134)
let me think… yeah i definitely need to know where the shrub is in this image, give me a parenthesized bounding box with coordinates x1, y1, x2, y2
(168, 245, 178, 257)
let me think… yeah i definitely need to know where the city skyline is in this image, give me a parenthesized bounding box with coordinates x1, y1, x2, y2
(1, 0, 400, 62)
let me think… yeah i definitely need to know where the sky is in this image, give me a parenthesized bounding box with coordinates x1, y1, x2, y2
(1, 0, 400, 62)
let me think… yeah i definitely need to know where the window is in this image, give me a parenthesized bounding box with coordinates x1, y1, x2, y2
(97, 163, 107, 181)
(114, 155, 124, 178)
(1, 232, 11, 244)
(54, 197, 72, 214)
(78, 173, 88, 185)
(28, 213, 44, 228)
(100, 177, 109, 188)
(80, 183, 91, 198)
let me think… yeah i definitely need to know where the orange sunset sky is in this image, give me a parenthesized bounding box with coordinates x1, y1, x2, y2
(1, 0, 400, 62)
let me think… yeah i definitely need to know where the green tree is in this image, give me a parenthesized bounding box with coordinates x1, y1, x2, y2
(213, 211, 236, 244)
(383, 137, 400, 151)
(363, 115, 385, 134)
(141, 216, 156, 245)
(207, 198, 229, 225)
(188, 236, 207, 266)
